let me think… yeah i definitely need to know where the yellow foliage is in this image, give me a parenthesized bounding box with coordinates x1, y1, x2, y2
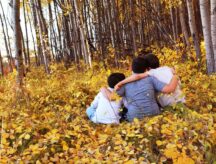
(0, 46, 215, 163)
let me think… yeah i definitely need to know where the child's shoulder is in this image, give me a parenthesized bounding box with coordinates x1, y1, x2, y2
(156, 66, 171, 71)
(150, 66, 172, 74)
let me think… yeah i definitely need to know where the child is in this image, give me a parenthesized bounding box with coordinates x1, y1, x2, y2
(102, 57, 179, 122)
(115, 53, 185, 107)
(86, 73, 125, 124)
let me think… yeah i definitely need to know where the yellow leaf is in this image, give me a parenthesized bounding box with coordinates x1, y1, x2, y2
(133, 118, 139, 124)
(62, 141, 69, 151)
(156, 140, 163, 146)
(24, 134, 31, 140)
(166, 143, 176, 149)
(164, 147, 180, 159)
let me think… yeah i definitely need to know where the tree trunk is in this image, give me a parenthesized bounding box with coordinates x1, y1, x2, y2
(130, 0, 137, 54)
(13, 0, 24, 87)
(170, 7, 177, 41)
(0, 14, 13, 72)
(186, 0, 202, 63)
(0, 51, 3, 76)
(30, 0, 43, 65)
(179, 3, 190, 47)
(23, 0, 30, 66)
(27, 3, 38, 66)
(73, 0, 91, 67)
(211, 0, 216, 72)
(200, 0, 214, 74)
(34, 0, 50, 73)
(0, 1, 13, 63)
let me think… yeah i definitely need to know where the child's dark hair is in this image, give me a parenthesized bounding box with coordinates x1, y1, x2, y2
(132, 57, 148, 73)
(143, 53, 160, 69)
(108, 73, 125, 88)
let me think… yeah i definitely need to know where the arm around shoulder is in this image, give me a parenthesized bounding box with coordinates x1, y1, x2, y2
(115, 72, 149, 90)
(161, 75, 178, 93)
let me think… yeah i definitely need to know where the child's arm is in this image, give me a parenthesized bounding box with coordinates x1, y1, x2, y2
(115, 72, 149, 90)
(161, 75, 178, 93)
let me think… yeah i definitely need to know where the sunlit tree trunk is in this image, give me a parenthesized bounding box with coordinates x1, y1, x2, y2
(0, 50, 3, 76)
(34, 0, 50, 74)
(30, 0, 43, 65)
(13, 0, 24, 87)
(200, 0, 214, 74)
(27, 4, 38, 66)
(21, 29, 28, 66)
(73, 0, 91, 67)
(23, 0, 30, 66)
(211, 0, 216, 72)
(170, 7, 177, 41)
(0, 14, 13, 72)
(187, 0, 201, 63)
(0, 1, 13, 67)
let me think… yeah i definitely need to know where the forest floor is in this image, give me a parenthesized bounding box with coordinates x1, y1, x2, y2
(0, 46, 216, 163)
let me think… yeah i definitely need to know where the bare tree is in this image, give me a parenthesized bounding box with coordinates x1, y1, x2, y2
(200, 0, 214, 74)
(0, 50, 3, 76)
(179, 2, 190, 47)
(211, 0, 216, 71)
(187, 0, 201, 63)
(13, 0, 24, 87)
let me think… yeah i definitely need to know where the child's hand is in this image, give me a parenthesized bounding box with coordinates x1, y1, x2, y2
(114, 83, 123, 91)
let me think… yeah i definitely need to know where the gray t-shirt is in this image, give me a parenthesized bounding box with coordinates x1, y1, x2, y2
(117, 76, 166, 122)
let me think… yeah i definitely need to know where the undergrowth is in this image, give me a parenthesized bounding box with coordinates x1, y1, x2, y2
(0, 46, 215, 163)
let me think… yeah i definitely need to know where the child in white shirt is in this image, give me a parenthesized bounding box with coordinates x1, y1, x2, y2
(115, 53, 185, 107)
(86, 73, 125, 124)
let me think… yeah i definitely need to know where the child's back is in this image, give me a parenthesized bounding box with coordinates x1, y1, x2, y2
(149, 66, 185, 107)
(86, 73, 125, 124)
(89, 90, 121, 124)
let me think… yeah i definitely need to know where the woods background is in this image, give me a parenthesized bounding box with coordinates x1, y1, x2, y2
(0, 0, 216, 83)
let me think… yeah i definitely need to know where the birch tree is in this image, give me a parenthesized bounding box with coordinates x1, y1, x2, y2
(200, 0, 214, 74)
(211, 0, 216, 71)
(0, 50, 3, 76)
(179, 3, 190, 47)
(73, 0, 92, 67)
(187, 0, 201, 63)
(13, 0, 24, 87)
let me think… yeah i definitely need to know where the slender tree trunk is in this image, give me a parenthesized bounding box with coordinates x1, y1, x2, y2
(211, 0, 216, 72)
(73, 0, 92, 67)
(130, 0, 137, 54)
(13, 0, 24, 87)
(200, 0, 214, 74)
(21, 29, 28, 66)
(27, 4, 38, 66)
(96, 0, 107, 67)
(34, 0, 50, 73)
(0, 14, 13, 72)
(187, 0, 202, 63)
(23, 0, 30, 66)
(0, 1, 13, 61)
(170, 7, 177, 41)
(179, 3, 190, 47)
(30, 0, 43, 65)
(0, 51, 3, 76)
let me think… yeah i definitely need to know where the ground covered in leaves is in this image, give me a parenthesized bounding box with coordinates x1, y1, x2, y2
(0, 47, 216, 163)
